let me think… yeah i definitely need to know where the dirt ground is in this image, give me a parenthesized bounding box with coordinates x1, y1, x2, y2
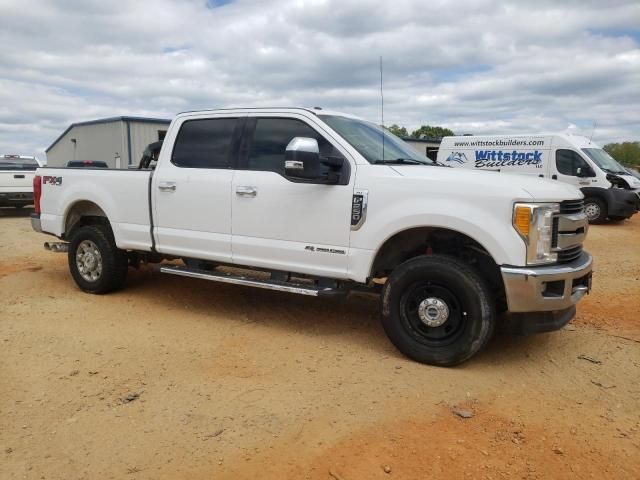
(1, 208, 639, 480)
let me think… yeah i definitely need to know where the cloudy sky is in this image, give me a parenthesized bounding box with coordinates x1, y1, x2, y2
(1, 0, 639, 158)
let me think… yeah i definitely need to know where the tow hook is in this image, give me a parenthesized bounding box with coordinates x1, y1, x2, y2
(44, 242, 69, 253)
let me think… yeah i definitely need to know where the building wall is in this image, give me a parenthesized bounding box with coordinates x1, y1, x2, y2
(46, 121, 125, 168)
(46, 120, 170, 169)
(403, 139, 441, 161)
(125, 121, 169, 168)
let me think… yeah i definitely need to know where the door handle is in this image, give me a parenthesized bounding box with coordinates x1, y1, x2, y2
(158, 181, 177, 192)
(236, 186, 257, 197)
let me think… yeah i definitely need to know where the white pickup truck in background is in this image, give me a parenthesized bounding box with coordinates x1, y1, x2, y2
(31, 108, 593, 366)
(0, 155, 43, 209)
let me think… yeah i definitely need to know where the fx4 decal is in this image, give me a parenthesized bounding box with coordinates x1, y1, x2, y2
(43, 176, 62, 186)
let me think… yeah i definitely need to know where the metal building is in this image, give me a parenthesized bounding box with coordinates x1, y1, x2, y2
(401, 136, 441, 161)
(46, 116, 171, 168)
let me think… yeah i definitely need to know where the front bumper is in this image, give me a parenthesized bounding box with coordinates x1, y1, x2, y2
(0, 191, 33, 207)
(606, 188, 639, 217)
(502, 306, 576, 335)
(500, 252, 593, 313)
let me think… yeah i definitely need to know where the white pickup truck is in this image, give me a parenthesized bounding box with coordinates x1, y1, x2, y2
(31, 108, 593, 366)
(1, 155, 42, 208)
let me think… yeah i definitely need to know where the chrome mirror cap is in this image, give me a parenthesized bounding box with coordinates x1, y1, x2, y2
(286, 137, 319, 154)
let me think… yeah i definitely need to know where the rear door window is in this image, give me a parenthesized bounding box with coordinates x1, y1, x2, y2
(171, 118, 238, 169)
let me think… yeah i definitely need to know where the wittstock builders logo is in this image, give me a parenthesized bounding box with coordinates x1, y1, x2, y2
(474, 150, 543, 168)
(446, 152, 468, 164)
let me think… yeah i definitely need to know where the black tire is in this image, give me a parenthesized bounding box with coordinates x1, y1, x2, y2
(381, 254, 495, 366)
(68, 224, 128, 294)
(608, 215, 628, 222)
(584, 197, 607, 224)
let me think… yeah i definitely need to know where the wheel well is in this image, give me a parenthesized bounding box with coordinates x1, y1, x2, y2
(64, 201, 110, 239)
(580, 188, 608, 204)
(371, 227, 507, 312)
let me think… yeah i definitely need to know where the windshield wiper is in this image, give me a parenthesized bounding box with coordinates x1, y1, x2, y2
(603, 168, 628, 175)
(374, 158, 427, 165)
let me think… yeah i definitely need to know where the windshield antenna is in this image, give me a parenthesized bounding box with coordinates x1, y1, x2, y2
(380, 56, 385, 161)
(589, 121, 596, 143)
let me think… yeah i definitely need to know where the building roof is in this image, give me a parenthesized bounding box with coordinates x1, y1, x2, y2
(46, 116, 171, 152)
(401, 136, 442, 144)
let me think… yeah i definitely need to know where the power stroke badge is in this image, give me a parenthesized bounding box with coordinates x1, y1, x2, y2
(351, 189, 368, 230)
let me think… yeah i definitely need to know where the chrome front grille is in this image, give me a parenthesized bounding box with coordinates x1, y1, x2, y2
(557, 245, 583, 263)
(553, 200, 588, 263)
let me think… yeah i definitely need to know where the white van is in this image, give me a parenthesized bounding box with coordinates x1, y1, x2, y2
(437, 134, 640, 223)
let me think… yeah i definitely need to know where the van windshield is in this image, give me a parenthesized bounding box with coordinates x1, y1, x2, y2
(319, 115, 434, 165)
(582, 148, 628, 175)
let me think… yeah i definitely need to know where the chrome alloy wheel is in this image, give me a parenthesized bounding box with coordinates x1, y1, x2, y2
(76, 240, 103, 282)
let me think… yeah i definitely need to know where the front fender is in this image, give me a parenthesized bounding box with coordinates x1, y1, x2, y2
(348, 197, 526, 282)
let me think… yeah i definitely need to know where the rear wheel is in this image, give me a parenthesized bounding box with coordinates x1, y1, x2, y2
(584, 197, 607, 224)
(68, 224, 128, 294)
(381, 255, 495, 366)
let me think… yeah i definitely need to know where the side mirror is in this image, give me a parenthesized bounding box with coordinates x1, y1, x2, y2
(285, 137, 321, 179)
(577, 166, 595, 177)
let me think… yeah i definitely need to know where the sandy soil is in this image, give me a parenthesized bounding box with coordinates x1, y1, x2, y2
(1, 208, 639, 480)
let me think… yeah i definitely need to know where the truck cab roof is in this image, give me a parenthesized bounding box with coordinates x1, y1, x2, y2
(175, 107, 363, 121)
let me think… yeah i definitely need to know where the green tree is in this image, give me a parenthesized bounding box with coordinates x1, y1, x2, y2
(410, 125, 455, 140)
(386, 124, 408, 137)
(603, 142, 640, 167)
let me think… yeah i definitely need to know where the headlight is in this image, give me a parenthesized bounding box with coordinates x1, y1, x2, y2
(513, 203, 560, 265)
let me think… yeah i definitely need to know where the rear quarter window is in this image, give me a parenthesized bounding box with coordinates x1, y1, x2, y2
(0, 156, 38, 170)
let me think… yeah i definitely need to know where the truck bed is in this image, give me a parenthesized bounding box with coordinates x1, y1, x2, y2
(38, 168, 154, 251)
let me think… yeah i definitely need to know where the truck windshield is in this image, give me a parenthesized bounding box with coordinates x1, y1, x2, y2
(0, 156, 39, 170)
(319, 115, 434, 165)
(582, 148, 628, 175)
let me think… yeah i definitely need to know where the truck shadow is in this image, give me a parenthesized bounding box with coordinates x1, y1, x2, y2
(127, 265, 386, 342)
(0, 206, 33, 218)
(123, 265, 557, 368)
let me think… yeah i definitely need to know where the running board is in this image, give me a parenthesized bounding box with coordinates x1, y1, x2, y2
(160, 265, 346, 297)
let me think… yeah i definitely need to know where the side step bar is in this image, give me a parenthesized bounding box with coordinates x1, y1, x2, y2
(160, 265, 346, 297)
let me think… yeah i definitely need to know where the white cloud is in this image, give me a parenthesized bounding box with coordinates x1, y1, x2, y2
(0, 0, 638, 157)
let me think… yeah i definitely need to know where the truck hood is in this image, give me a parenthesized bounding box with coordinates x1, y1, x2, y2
(389, 166, 583, 202)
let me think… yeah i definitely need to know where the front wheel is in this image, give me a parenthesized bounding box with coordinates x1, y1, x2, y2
(584, 197, 607, 224)
(68, 224, 128, 294)
(381, 255, 495, 366)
